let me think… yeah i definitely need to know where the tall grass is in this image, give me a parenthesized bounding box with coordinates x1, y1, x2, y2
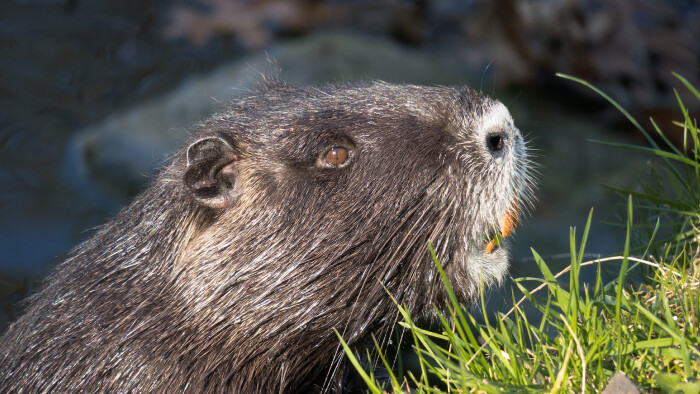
(340, 74, 700, 393)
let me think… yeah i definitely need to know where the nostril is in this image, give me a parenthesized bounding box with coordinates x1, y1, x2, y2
(486, 133, 505, 152)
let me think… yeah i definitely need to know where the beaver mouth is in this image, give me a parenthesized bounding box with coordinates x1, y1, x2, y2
(485, 201, 518, 254)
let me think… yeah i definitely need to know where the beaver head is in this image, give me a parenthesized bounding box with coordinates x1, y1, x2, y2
(0, 81, 534, 393)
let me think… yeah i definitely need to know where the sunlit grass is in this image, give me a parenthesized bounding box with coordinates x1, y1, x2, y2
(340, 74, 700, 392)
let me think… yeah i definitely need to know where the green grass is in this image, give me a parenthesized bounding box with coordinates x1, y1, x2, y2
(340, 74, 700, 393)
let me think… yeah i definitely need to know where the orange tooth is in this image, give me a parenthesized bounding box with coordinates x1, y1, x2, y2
(485, 240, 497, 254)
(485, 201, 519, 254)
(502, 203, 518, 237)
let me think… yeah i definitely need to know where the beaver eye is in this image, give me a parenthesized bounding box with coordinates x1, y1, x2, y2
(320, 147, 350, 167)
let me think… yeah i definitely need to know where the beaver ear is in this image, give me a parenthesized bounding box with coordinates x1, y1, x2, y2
(184, 135, 238, 208)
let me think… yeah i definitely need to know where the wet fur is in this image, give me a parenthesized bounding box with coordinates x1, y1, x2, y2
(0, 81, 534, 393)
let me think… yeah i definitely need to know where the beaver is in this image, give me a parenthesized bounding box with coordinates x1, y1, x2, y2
(0, 80, 533, 393)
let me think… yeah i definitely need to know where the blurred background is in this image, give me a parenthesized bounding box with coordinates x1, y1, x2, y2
(0, 0, 698, 330)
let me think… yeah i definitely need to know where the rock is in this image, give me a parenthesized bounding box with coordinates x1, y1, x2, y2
(602, 372, 640, 394)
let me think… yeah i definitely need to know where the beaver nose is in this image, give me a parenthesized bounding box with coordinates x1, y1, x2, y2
(486, 132, 506, 153)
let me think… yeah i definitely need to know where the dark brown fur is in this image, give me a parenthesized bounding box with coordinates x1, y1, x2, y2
(0, 81, 533, 393)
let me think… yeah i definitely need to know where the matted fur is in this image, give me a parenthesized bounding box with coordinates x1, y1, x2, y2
(0, 81, 535, 393)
